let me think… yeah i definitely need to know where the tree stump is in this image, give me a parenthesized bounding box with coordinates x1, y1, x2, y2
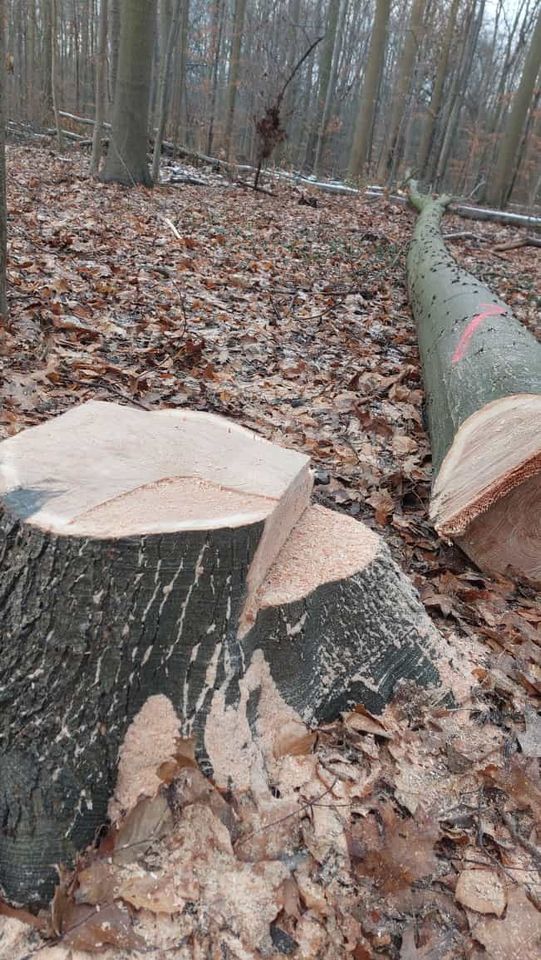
(0, 401, 445, 905)
(407, 183, 541, 584)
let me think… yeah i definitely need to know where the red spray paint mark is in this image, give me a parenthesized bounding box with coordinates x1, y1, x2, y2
(452, 303, 507, 364)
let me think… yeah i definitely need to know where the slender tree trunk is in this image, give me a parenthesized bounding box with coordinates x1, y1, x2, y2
(51, 0, 63, 151)
(108, 0, 121, 103)
(223, 0, 247, 160)
(91, 0, 108, 175)
(348, 0, 391, 179)
(174, 0, 190, 145)
(101, 0, 156, 186)
(276, 0, 301, 163)
(311, 0, 341, 172)
(314, 0, 348, 176)
(419, 0, 459, 179)
(485, 6, 541, 208)
(207, 0, 224, 155)
(42, 0, 53, 117)
(151, 0, 183, 182)
(379, 0, 425, 180)
(0, 0, 7, 320)
(433, 0, 484, 191)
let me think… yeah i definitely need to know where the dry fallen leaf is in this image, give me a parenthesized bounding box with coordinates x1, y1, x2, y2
(470, 886, 541, 959)
(455, 868, 506, 916)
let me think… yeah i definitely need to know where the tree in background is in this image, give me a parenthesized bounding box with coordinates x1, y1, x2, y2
(101, 0, 156, 186)
(313, 0, 348, 176)
(91, 0, 108, 175)
(223, 0, 247, 160)
(486, 5, 541, 208)
(379, 0, 426, 181)
(1, 0, 540, 208)
(348, 0, 391, 179)
(151, 0, 183, 182)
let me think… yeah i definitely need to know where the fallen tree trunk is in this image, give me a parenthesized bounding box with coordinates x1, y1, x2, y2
(407, 182, 541, 583)
(0, 401, 449, 905)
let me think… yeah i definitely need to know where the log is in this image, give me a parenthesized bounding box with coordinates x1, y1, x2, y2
(0, 401, 447, 905)
(407, 182, 541, 584)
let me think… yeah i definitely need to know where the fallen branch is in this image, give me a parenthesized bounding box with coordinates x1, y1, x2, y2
(407, 180, 541, 585)
(491, 236, 541, 252)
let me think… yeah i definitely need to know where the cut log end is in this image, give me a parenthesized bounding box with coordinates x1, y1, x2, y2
(430, 394, 541, 583)
(457, 471, 541, 584)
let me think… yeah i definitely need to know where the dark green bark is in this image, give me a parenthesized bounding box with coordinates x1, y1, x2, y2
(0, 497, 443, 906)
(407, 184, 541, 474)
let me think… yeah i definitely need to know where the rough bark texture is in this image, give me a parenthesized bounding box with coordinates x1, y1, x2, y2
(101, 0, 155, 186)
(407, 183, 541, 581)
(0, 403, 446, 905)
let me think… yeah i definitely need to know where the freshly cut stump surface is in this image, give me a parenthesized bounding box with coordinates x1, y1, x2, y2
(0, 401, 445, 905)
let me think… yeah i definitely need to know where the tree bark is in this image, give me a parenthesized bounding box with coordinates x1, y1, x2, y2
(378, 0, 425, 181)
(206, 0, 224, 156)
(91, 0, 108, 175)
(0, 401, 446, 905)
(108, 0, 121, 103)
(348, 0, 391, 179)
(151, 0, 183, 183)
(222, 0, 247, 161)
(313, 0, 347, 176)
(101, 0, 155, 186)
(485, 6, 541, 208)
(407, 182, 541, 583)
(50, 0, 63, 152)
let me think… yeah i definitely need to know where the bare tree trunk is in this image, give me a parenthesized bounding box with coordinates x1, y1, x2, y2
(486, 6, 541, 208)
(91, 0, 108, 175)
(314, 0, 348, 176)
(101, 0, 156, 186)
(0, 0, 7, 320)
(348, 0, 391, 179)
(432, 0, 484, 191)
(51, 0, 63, 151)
(379, 0, 425, 180)
(223, 0, 247, 160)
(108, 0, 121, 103)
(151, 0, 183, 182)
(174, 0, 190, 145)
(42, 0, 53, 117)
(311, 0, 341, 172)
(419, 0, 459, 180)
(207, 0, 224, 155)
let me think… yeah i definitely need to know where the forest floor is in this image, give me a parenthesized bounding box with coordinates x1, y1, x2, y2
(0, 144, 540, 960)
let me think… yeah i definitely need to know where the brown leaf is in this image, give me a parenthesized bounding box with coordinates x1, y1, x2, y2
(61, 901, 145, 952)
(350, 803, 440, 894)
(455, 869, 506, 916)
(113, 793, 172, 866)
(470, 886, 541, 959)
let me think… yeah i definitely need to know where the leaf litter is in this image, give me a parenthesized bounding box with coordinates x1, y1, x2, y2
(0, 145, 540, 959)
